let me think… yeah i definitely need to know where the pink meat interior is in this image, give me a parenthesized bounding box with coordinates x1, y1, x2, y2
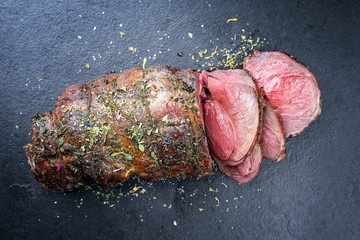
(197, 69, 260, 164)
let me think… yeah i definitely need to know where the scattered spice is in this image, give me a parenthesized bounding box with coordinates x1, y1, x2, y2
(215, 196, 220, 206)
(110, 152, 121, 157)
(132, 186, 141, 192)
(151, 151, 157, 160)
(203, 46, 218, 60)
(56, 164, 61, 171)
(226, 18, 238, 23)
(142, 58, 147, 69)
(198, 49, 208, 58)
(120, 32, 126, 36)
(188, 32, 193, 39)
(125, 169, 132, 177)
(177, 52, 183, 57)
(128, 47, 136, 54)
(85, 63, 90, 69)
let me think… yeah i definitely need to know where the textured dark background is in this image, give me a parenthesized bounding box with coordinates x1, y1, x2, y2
(1, 0, 359, 239)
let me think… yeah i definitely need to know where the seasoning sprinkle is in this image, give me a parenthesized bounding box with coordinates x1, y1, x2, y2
(151, 152, 157, 160)
(56, 164, 62, 171)
(226, 18, 238, 23)
(188, 32, 193, 39)
(111, 152, 121, 157)
(125, 169, 132, 177)
(142, 58, 147, 69)
(215, 196, 220, 206)
(128, 47, 136, 54)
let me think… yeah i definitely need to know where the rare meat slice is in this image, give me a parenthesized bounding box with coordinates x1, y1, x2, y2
(199, 69, 261, 166)
(24, 65, 212, 191)
(244, 51, 321, 137)
(260, 97, 286, 161)
(202, 100, 236, 161)
(216, 144, 262, 183)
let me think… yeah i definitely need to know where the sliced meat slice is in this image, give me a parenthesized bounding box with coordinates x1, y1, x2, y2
(199, 69, 261, 166)
(202, 100, 236, 161)
(244, 51, 321, 137)
(260, 97, 286, 161)
(216, 144, 262, 183)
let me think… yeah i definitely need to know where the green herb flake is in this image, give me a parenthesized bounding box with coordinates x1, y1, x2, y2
(161, 114, 169, 123)
(111, 152, 121, 157)
(138, 144, 145, 152)
(125, 154, 133, 161)
(151, 151, 157, 160)
(120, 85, 127, 91)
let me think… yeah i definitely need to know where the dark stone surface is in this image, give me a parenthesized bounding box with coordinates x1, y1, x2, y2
(1, 0, 359, 239)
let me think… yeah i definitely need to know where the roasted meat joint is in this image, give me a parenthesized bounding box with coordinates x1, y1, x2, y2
(24, 51, 321, 191)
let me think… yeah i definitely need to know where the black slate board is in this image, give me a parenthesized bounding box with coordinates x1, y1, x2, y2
(1, 0, 359, 239)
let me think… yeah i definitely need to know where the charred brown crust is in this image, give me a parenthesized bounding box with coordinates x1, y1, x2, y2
(24, 66, 213, 191)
